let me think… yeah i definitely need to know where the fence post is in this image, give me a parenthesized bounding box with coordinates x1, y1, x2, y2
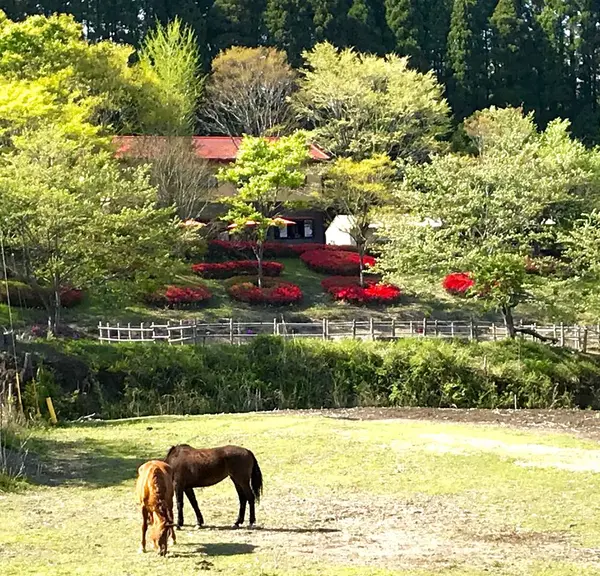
(422, 318, 427, 337)
(577, 325, 582, 350)
(229, 318, 234, 344)
(98, 322, 103, 341)
(127, 323, 132, 341)
(492, 323, 497, 341)
(391, 318, 396, 339)
(352, 319, 357, 339)
(140, 322, 144, 342)
(583, 327, 588, 353)
(434, 319, 439, 337)
(151, 322, 156, 342)
(370, 317, 375, 341)
(192, 321, 197, 345)
(553, 324, 557, 342)
(469, 319, 474, 341)
(410, 321, 414, 337)
(450, 321, 455, 338)
(273, 318, 277, 335)
(560, 322, 565, 347)
(167, 320, 171, 345)
(117, 322, 121, 342)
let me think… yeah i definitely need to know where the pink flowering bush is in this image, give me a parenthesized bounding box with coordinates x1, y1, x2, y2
(226, 277, 302, 305)
(208, 240, 358, 260)
(321, 276, 401, 305)
(191, 260, 283, 279)
(301, 249, 376, 275)
(442, 273, 475, 296)
(147, 285, 212, 308)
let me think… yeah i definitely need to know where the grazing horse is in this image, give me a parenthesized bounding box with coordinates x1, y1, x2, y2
(164, 444, 263, 529)
(135, 460, 176, 556)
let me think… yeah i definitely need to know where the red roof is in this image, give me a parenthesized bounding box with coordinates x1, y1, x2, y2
(114, 136, 330, 162)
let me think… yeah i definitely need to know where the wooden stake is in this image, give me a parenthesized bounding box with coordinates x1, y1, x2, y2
(46, 397, 58, 425)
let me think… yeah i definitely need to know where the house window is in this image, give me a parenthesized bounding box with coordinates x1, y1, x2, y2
(279, 224, 288, 238)
(303, 219, 314, 238)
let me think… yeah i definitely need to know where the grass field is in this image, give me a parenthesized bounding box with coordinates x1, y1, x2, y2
(2, 411, 600, 575)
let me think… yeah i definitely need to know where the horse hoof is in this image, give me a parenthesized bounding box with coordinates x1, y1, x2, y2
(176, 525, 183, 531)
(138, 546, 146, 554)
(232, 523, 241, 529)
(195, 524, 204, 530)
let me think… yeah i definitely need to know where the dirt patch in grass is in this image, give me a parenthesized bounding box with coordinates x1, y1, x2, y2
(301, 407, 600, 441)
(180, 492, 598, 572)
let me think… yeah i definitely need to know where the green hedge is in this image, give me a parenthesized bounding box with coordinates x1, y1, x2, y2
(22, 337, 600, 420)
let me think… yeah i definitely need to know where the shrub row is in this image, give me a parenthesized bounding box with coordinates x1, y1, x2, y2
(225, 277, 302, 305)
(321, 276, 401, 304)
(0, 280, 83, 309)
(192, 260, 283, 279)
(300, 249, 376, 275)
(145, 285, 212, 308)
(24, 337, 600, 419)
(208, 240, 358, 261)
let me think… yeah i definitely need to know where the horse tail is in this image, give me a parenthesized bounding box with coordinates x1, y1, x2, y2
(250, 453, 263, 504)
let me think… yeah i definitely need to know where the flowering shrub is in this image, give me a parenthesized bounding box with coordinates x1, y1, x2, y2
(208, 240, 358, 261)
(191, 260, 283, 279)
(301, 249, 376, 275)
(442, 273, 475, 296)
(321, 276, 401, 305)
(60, 287, 84, 308)
(226, 277, 302, 305)
(147, 285, 212, 308)
(0, 281, 84, 308)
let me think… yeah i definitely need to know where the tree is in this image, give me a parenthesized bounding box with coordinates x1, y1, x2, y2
(128, 137, 213, 220)
(377, 107, 600, 337)
(446, 0, 494, 119)
(202, 46, 296, 136)
(294, 42, 450, 160)
(0, 126, 181, 331)
(136, 18, 203, 135)
(217, 134, 310, 287)
(323, 154, 394, 286)
(207, 0, 266, 56)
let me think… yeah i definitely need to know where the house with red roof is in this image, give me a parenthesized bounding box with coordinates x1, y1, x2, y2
(114, 136, 330, 244)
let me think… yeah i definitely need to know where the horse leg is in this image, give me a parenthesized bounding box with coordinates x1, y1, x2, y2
(184, 487, 204, 528)
(248, 493, 256, 526)
(233, 482, 247, 528)
(175, 485, 185, 529)
(140, 507, 149, 553)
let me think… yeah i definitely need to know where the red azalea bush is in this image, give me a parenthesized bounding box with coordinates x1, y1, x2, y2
(147, 285, 212, 308)
(301, 249, 376, 275)
(191, 260, 283, 279)
(226, 277, 302, 305)
(321, 276, 401, 305)
(442, 272, 475, 295)
(208, 240, 358, 261)
(60, 287, 84, 308)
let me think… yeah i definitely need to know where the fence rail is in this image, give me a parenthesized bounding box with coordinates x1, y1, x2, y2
(97, 319, 600, 351)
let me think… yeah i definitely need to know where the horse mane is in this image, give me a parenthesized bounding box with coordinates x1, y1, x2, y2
(164, 444, 193, 461)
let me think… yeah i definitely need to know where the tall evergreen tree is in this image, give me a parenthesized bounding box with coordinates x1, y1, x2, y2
(447, 0, 494, 118)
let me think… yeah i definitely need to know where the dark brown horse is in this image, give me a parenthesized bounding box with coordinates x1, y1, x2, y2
(164, 444, 263, 529)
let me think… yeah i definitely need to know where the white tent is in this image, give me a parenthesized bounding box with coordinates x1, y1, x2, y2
(325, 215, 381, 246)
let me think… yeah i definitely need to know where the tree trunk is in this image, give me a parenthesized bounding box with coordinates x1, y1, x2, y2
(502, 306, 516, 339)
(255, 240, 264, 289)
(358, 244, 365, 288)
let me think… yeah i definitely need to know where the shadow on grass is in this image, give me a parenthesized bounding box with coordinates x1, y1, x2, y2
(24, 435, 150, 488)
(191, 525, 340, 534)
(172, 542, 256, 559)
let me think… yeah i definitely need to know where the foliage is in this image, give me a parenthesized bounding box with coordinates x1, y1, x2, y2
(294, 42, 450, 159)
(322, 154, 394, 284)
(202, 46, 296, 136)
(29, 337, 600, 418)
(321, 276, 401, 304)
(136, 18, 203, 135)
(226, 278, 303, 305)
(301, 249, 376, 275)
(192, 260, 283, 279)
(378, 107, 600, 336)
(442, 272, 475, 296)
(127, 137, 213, 220)
(0, 126, 182, 329)
(217, 133, 310, 286)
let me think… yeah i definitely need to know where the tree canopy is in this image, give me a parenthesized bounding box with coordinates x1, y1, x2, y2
(377, 107, 600, 336)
